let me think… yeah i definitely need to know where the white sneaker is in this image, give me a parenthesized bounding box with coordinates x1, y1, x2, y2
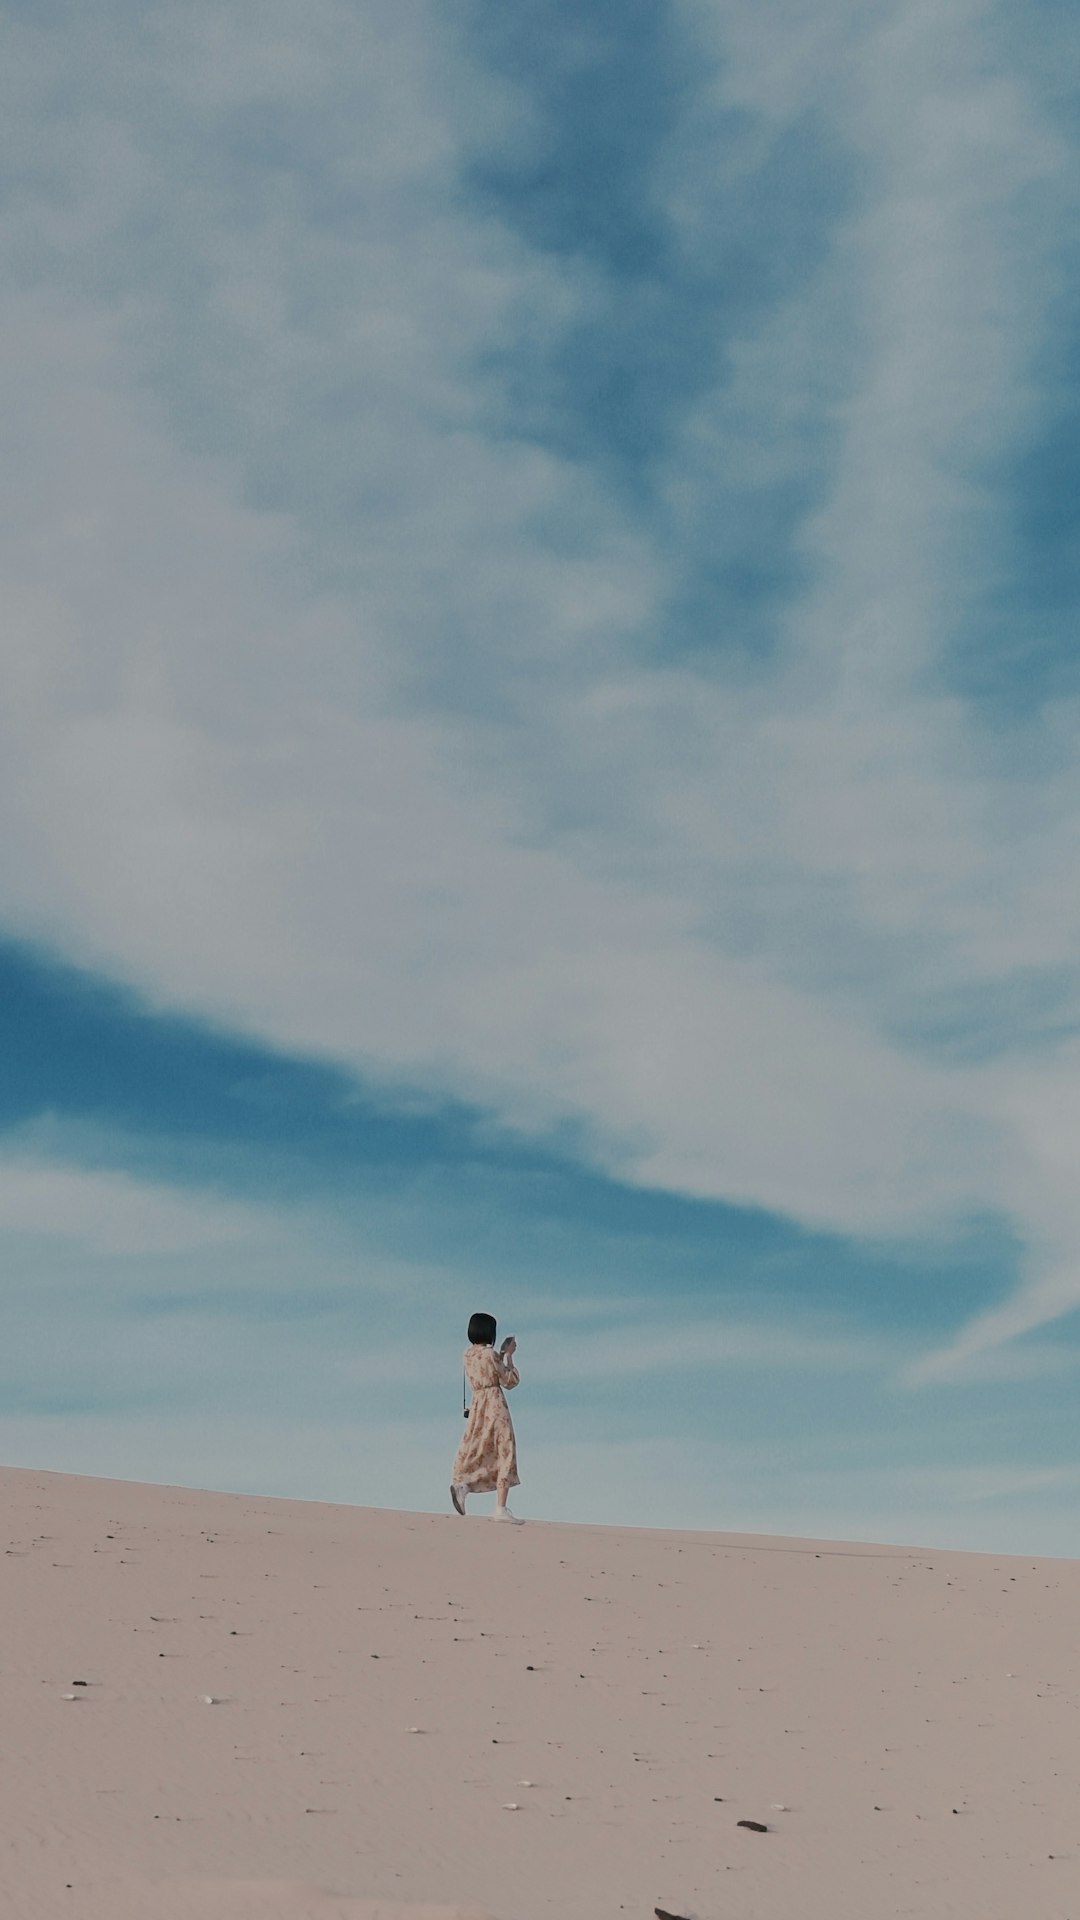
(493, 1506, 523, 1524)
(450, 1484, 467, 1515)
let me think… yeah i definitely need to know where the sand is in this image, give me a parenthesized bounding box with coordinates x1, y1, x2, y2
(4, 1464, 1080, 1919)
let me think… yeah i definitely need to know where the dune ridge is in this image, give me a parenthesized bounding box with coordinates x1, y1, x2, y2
(4, 1463, 1080, 1918)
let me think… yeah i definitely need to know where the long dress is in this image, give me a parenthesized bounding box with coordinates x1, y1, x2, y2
(452, 1343, 520, 1493)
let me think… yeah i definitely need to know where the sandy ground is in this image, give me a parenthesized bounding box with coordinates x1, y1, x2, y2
(4, 1465, 1080, 1919)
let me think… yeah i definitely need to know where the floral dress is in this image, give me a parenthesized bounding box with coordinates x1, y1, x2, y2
(452, 1344, 520, 1493)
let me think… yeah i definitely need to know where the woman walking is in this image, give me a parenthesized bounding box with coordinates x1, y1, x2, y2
(451, 1312, 523, 1523)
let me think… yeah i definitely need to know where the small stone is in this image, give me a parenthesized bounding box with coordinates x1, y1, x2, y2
(737, 1819, 769, 1833)
(502, 1802, 520, 1811)
(200, 1695, 216, 1705)
(60, 1692, 78, 1701)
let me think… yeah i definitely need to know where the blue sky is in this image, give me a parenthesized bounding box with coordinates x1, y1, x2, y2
(3, 0, 1080, 1551)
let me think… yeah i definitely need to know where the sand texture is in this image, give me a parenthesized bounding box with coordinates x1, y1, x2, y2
(4, 1464, 1080, 1919)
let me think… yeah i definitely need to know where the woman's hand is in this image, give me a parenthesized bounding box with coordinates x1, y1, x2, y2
(500, 1335, 517, 1357)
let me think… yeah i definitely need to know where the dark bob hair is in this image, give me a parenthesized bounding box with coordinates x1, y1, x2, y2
(468, 1311, 497, 1347)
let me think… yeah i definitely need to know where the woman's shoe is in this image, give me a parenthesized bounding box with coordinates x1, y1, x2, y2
(450, 1484, 467, 1515)
(493, 1506, 523, 1524)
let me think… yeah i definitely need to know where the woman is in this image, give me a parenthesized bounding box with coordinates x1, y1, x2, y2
(451, 1311, 523, 1523)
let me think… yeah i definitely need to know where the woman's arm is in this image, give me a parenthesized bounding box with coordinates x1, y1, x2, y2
(496, 1347, 520, 1390)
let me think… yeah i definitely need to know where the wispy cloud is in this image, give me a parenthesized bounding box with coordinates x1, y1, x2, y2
(530, 1317, 886, 1381)
(0, 1157, 266, 1255)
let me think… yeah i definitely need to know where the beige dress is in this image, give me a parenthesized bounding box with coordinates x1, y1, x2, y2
(452, 1344, 520, 1493)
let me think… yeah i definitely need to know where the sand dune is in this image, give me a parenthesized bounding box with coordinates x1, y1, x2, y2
(4, 1463, 1080, 1919)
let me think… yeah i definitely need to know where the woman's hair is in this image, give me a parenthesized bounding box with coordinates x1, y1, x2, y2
(468, 1311, 497, 1347)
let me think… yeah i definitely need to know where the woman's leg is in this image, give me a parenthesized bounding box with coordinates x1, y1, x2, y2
(494, 1478, 523, 1521)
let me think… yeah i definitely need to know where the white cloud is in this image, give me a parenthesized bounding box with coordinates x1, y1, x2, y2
(905, 1333, 1078, 1388)
(529, 1316, 885, 1380)
(0, 0, 1078, 1382)
(0, 1157, 268, 1255)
